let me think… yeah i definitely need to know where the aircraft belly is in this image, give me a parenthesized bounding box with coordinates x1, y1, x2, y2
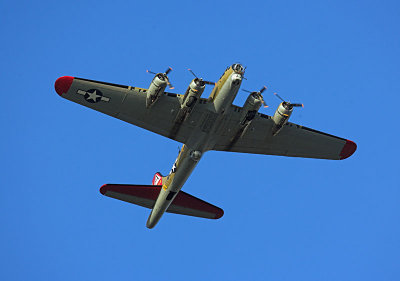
(213, 73, 242, 114)
(146, 145, 201, 228)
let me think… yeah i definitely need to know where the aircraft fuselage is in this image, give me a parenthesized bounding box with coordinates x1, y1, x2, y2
(146, 64, 244, 228)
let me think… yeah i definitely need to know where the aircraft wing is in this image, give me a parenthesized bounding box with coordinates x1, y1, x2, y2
(212, 107, 357, 160)
(55, 76, 201, 143)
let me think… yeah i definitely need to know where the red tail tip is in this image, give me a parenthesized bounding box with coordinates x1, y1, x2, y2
(152, 172, 163, 186)
(339, 140, 357, 160)
(55, 76, 74, 96)
(215, 209, 224, 219)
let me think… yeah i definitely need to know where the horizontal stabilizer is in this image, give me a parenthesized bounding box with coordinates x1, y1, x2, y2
(100, 184, 224, 219)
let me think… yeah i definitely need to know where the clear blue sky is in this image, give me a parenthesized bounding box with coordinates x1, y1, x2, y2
(1, 0, 399, 280)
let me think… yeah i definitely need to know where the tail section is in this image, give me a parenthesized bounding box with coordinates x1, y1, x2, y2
(151, 172, 165, 186)
(99, 183, 224, 220)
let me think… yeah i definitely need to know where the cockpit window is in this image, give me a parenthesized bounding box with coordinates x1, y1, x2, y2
(232, 63, 245, 74)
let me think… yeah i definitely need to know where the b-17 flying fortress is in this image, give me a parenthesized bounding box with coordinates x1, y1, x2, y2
(55, 63, 356, 228)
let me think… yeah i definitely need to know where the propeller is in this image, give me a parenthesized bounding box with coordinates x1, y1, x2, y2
(187, 68, 215, 86)
(146, 67, 174, 89)
(242, 86, 269, 107)
(273, 92, 304, 109)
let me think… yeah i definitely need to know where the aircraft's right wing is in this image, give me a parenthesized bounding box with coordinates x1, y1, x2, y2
(212, 106, 357, 160)
(55, 76, 207, 143)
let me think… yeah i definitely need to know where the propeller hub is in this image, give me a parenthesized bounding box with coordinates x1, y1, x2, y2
(147, 67, 174, 89)
(282, 102, 291, 109)
(188, 69, 214, 86)
(194, 78, 205, 87)
(157, 74, 166, 80)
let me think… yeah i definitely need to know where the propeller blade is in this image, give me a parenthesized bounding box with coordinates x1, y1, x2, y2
(259, 86, 267, 94)
(261, 99, 268, 108)
(271, 91, 303, 108)
(273, 92, 286, 102)
(242, 89, 252, 93)
(258, 94, 268, 108)
(167, 81, 174, 89)
(188, 69, 214, 85)
(165, 67, 173, 75)
(148, 67, 174, 89)
(188, 68, 198, 78)
(146, 70, 157, 75)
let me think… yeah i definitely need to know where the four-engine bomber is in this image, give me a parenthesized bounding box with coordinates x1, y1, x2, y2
(54, 63, 357, 229)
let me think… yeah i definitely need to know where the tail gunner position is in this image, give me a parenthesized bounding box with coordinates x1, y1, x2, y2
(54, 63, 356, 229)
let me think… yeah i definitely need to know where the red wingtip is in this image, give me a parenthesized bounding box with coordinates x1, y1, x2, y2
(55, 76, 74, 96)
(214, 209, 224, 219)
(100, 184, 108, 195)
(339, 140, 357, 160)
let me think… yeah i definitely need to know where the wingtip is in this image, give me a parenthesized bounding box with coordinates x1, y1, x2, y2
(55, 76, 74, 96)
(339, 140, 357, 160)
(100, 184, 108, 195)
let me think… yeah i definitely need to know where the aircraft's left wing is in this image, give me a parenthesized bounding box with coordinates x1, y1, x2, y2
(212, 106, 356, 160)
(55, 76, 198, 143)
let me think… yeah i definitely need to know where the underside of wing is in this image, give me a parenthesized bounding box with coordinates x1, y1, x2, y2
(213, 109, 357, 160)
(54, 76, 206, 143)
(100, 184, 224, 219)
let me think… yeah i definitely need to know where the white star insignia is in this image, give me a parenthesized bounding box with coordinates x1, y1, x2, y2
(86, 90, 101, 102)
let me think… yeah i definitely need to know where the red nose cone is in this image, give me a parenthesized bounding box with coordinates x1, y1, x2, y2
(339, 140, 357, 160)
(55, 76, 74, 96)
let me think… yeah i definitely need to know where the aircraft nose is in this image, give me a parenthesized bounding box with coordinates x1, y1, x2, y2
(231, 73, 242, 86)
(55, 76, 74, 96)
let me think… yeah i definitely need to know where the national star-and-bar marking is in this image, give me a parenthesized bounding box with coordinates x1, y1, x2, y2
(170, 161, 177, 174)
(76, 89, 110, 103)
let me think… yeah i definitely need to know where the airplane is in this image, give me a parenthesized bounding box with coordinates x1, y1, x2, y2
(54, 63, 357, 229)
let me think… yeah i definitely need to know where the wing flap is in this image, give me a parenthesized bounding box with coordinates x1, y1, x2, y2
(100, 184, 223, 219)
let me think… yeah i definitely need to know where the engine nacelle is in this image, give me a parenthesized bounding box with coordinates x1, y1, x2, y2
(174, 78, 206, 123)
(271, 102, 293, 135)
(181, 78, 205, 108)
(239, 92, 263, 126)
(146, 74, 168, 108)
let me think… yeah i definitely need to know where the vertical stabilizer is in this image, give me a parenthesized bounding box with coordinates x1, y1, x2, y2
(151, 172, 165, 186)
